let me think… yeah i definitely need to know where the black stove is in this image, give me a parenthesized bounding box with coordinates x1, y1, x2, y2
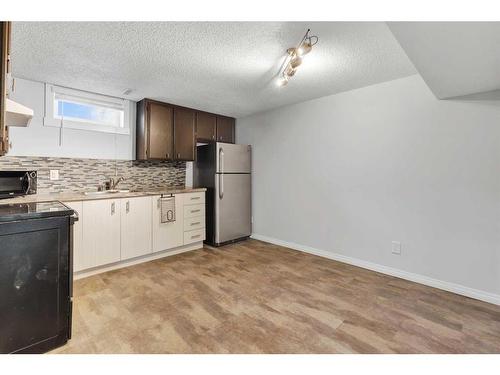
(0, 200, 76, 353)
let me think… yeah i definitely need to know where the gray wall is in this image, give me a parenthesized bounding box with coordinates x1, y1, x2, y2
(237, 74, 500, 300)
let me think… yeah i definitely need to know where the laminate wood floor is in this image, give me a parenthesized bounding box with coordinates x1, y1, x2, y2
(52, 239, 500, 353)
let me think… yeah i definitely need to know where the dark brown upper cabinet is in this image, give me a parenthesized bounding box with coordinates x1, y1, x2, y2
(137, 99, 235, 161)
(173, 107, 196, 161)
(0, 22, 11, 157)
(216, 115, 235, 143)
(136, 99, 174, 160)
(196, 111, 216, 142)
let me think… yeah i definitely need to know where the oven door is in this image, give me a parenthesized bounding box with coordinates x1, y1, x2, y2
(0, 171, 31, 198)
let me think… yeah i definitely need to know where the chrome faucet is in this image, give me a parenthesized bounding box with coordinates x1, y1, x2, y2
(107, 176, 125, 190)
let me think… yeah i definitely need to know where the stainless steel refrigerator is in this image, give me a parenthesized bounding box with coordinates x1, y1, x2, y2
(194, 142, 251, 246)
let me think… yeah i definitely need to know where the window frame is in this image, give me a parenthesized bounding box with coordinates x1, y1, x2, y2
(44, 84, 131, 135)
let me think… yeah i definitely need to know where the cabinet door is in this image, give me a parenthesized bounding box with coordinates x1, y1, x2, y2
(152, 194, 184, 252)
(216, 116, 235, 143)
(196, 112, 216, 142)
(121, 196, 152, 260)
(148, 101, 174, 160)
(174, 107, 196, 161)
(82, 199, 121, 269)
(62, 201, 84, 272)
(0, 22, 11, 156)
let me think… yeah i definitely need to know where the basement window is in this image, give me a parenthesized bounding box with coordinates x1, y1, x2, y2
(44, 84, 130, 135)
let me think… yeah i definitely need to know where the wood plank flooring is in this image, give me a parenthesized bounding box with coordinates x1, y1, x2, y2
(52, 239, 500, 353)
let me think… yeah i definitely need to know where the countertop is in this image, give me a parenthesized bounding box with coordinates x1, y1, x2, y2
(0, 187, 207, 204)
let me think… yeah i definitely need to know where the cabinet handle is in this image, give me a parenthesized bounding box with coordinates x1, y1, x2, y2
(190, 196, 200, 200)
(191, 222, 200, 226)
(126, 201, 130, 213)
(157, 198, 161, 209)
(191, 234, 201, 239)
(111, 202, 115, 215)
(191, 209, 200, 213)
(177, 153, 181, 158)
(166, 153, 170, 159)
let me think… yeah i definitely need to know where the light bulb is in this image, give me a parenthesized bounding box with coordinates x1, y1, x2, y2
(285, 66, 297, 77)
(290, 56, 302, 69)
(297, 41, 312, 56)
(277, 76, 289, 87)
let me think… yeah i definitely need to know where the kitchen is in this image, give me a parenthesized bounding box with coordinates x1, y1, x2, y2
(1, 4, 500, 370)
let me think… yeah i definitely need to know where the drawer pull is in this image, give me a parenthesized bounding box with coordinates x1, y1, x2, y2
(190, 222, 201, 226)
(190, 196, 200, 200)
(191, 234, 201, 239)
(191, 209, 200, 213)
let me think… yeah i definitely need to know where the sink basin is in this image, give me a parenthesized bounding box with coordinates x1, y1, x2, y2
(84, 189, 130, 196)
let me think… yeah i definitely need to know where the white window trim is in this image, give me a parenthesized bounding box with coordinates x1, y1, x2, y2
(43, 84, 131, 135)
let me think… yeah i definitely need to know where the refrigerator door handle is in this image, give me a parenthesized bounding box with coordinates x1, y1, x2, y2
(219, 147, 224, 174)
(219, 173, 224, 199)
(219, 147, 224, 200)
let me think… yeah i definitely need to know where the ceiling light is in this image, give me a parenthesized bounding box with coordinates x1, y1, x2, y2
(297, 42, 312, 56)
(290, 56, 303, 69)
(276, 29, 319, 88)
(277, 76, 289, 87)
(285, 66, 296, 77)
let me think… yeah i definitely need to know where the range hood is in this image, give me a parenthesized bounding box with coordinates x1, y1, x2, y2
(5, 98, 33, 127)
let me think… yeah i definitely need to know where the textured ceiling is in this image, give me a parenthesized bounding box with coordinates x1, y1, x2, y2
(12, 22, 416, 117)
(388, 22, 500, 99)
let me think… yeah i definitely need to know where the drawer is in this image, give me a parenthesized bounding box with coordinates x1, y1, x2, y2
(184, 204, 205, 218)
(184, 192, 205, 205)
(184, 228, 205, 244)
(184, 216, 205, 231)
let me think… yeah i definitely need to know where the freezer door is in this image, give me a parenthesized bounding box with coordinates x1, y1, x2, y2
(215, 173, 251, 244)
(216, 143, 251, 174)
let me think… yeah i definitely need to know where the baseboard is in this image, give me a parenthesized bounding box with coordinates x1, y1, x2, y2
(251, 234, 500, 306)
(74, 242, 203, 280)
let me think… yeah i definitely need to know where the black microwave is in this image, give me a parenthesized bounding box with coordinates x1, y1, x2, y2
(0, 171, 37, 199)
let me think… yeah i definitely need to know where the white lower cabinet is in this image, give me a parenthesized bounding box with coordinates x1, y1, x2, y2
(82, 199, 121, 268)
(69, 191, 205, 274)
(183, 192, 206, 245)
(152, 194, 184, 253)
(120, 196, 152, 260)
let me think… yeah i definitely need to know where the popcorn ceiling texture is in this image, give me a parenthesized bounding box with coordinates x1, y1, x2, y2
(11, 22, 416, 117)
(0, 156, 186, 193)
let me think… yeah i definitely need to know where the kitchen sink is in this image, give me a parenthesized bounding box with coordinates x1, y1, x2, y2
(84, 189, 130, 196)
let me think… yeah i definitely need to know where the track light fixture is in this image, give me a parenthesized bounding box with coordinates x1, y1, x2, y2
(277, 29, 319, 87)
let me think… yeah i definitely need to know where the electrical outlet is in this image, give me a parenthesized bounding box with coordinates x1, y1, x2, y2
(392, 241, 401, 255)
(49, 169, 59, 181)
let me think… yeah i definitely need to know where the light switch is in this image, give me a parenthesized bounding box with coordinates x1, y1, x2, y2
(392, 241, 401, 255)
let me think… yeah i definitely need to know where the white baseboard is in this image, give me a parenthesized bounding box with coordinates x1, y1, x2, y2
(251, 234, 500, 306)
(74, 242, 203, 280)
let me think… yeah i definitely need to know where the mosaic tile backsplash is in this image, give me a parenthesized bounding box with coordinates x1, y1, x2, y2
(0, 156, 186, 193)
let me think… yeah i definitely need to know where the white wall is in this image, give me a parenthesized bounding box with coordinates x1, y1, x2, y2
(8, 78, 136, 160)
(237, 74, 500, 301)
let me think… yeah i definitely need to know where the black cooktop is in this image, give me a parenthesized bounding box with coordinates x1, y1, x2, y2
(0, 201, 74, 222)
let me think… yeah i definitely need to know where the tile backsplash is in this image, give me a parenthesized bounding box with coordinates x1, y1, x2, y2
(0, 156, 186, 193)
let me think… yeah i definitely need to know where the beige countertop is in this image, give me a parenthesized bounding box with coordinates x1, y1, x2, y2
(0, 187, 207, 204)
